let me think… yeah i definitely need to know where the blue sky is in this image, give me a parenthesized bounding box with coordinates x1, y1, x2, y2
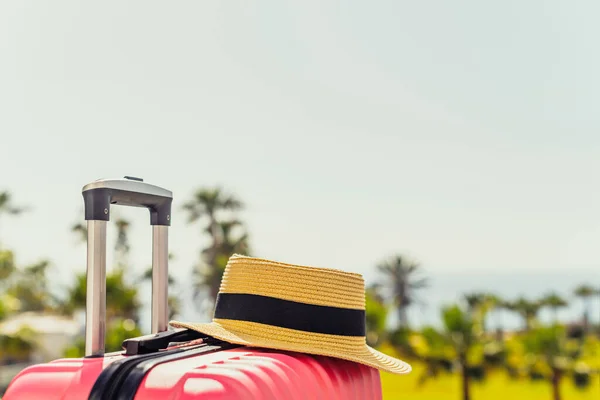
(1, 1, 598, 329)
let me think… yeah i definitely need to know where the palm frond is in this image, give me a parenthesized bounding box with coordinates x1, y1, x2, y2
(0, 191, 29, 215)
(409, 277, 430, 289)
(574, 285, 597, 298)
(71, 222, 88, 243)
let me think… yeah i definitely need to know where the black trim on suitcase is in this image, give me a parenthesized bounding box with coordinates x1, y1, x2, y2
(88, 347, 191, 400)
(115, 339, 238, 400)
(88, 337, 237, 400)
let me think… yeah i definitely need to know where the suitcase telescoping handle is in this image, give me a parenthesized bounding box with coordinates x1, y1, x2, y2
(82, 176, 173, 356)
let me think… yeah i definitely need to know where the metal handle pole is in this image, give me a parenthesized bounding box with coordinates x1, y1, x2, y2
(85, 220, 107, 356)
(151, 225, 169, 333)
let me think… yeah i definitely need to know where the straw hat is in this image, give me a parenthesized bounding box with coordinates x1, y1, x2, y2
(169, 254, 412, 374)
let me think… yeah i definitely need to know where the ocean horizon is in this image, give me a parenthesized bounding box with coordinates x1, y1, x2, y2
(131, 267, 600, 333)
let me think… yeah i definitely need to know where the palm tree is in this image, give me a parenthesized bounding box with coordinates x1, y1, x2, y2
(442, 304, 477, 400)
(0, 251, 17, 332)
(573, 285, 597, 333)
(597, 286, 600, 332)
(507, 297, 542, 332)
(182, 188, 243, 262)
(114, 218, 130, 269)
(0, 255, 56, 315)
(62, 269, 141, 323)
(140, 253, 181, 320)
(415, 326, 455, 386)
(0, 192, 25, 215)
(193, 221, 250, 304)
(464, 293, 487, 312)
(365, 283, 389, 347)
(183, 188, 243, 224)
(376, 254, 428, 328)
(71, 215, 131, 269)
(167, 295, 181, 320)
(521, 325, 575, 400)
(192, 254, 228, 310)
(205, 220, 250, 257)
(485, 294, 508, 340)
(0, 327, 36, 364)
(71, 222, 87, 243)
(183, 188, 247, 308)
(540, 292, 568, 325)
(0, 191, 27, 248)
(463, 292, 498, 334)
(61, 216, 143, 324)
(0, 253, 38, 368)
(0, 249, 16, 284)
(5, 260, 55, 313)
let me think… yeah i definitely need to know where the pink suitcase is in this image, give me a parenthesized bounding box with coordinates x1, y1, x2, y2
(3, 177, 383, 399)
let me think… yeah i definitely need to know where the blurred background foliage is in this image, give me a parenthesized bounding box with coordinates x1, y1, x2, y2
(0, 187, 599, 400)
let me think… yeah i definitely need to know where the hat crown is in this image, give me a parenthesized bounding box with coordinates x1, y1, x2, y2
(218, 254, 366, 310)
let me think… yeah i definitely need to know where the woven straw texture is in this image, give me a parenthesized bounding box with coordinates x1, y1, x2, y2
(170, 254, 412, 375)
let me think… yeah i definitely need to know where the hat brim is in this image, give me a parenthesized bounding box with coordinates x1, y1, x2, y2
(169, 319, 412, 375)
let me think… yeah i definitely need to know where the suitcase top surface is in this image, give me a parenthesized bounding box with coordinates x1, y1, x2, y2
(4, 346, 382, 400)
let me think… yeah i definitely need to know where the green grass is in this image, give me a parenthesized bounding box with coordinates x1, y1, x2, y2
(381, 365, 599, 400)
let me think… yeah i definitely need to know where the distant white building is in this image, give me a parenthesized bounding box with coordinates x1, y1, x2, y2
(0, 312, 82, 363)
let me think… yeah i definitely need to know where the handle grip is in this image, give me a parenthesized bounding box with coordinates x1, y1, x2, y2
(122, 328, 205, 355)
(82, 177, 173, 357)
(82, 176, 172, 225)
